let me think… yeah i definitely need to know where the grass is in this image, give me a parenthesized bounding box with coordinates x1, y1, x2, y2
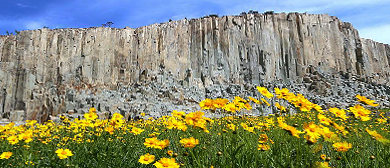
(0, 87, 389, 168)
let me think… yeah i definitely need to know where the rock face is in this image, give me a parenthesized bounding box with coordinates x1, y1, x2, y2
(0, 12, 389, 122)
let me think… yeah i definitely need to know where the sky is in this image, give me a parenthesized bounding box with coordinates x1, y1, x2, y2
(1, 0, 389, 44)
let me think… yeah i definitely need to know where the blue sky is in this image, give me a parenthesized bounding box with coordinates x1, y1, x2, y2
(1, 0, 390, 44)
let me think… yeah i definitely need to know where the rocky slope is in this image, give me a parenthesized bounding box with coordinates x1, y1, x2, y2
(0, 12, 389, 122)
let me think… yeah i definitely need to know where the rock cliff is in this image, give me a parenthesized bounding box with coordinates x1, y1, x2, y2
(0, 12, 390, 122)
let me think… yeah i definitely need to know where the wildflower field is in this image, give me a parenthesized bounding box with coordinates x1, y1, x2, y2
(0, 87, 389, 167)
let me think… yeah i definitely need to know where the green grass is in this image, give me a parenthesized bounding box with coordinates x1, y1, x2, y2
(0, 91, 389, 167)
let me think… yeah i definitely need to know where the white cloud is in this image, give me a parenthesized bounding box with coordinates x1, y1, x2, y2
(359, 24, 390, 44)
(209, 0, 389, 14)
(273, 0, 389, 12)
(25, 21, 44, 30)
(207, 0, 390, 44)
(7, 0, 389, 46)
(16, 3, 28, 8)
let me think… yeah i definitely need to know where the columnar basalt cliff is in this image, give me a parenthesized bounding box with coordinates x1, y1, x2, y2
(1, 12, 390, 122)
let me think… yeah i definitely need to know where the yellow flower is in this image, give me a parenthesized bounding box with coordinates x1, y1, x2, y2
(349, 104, 371, 121)
(234, 96, 247, 103)
(241, 123, 255, 133)
(18, 131, 34, 143)
(248, 96, 261, 104)
(185, 111, 204, 125)
(274, 88, 290, 99)
(213, 98, 229, 109)
(277, 117, 303, 138)
(26, 120, 37, 127)
(234, 102, 245, 111)
(223, 103, 238, 113)
(138, 153, 155, 164)
(227, 123, 236, 131)
(144, 137, 169, 150)
(303, 122, 321, 139)
(172, 110, 186, 117)
(180, 137, 199, 148)
(329, 108, 348, 120)
(156, 139, 170, 149)
(154, 158, 180, 168)
(313, 104, 324, 113)
(261, 98, 270, 106)
(104, 126, 115, 134)
(320, 126, 340, 142)
(332, 122, 349, 135)
(183, 111, 210, 131)
(377, 118, 387, 124)
(265, 118, 274, 127)
(166, 117, 187, 131)
(317, 114, 332, 126)
(0, 152, 12, 159)
(243, 103, 252, 110)
(275, 102, 286, 112)
(144, 137, 159, 148)
(257, 86, 274, 98)
(89, 107, 97, 113)
(112, 113, 124, 120)
(7, 135, 19, 145)
(314, 162, 332, 168)
(332, 142, 352, 152)
(304, 134, 318, 143)
(131, 127, 144, 135)
(320, 154, 326, 160)
(140, 113, 146, 117)
(25, 161, 34, 165)
(285, 92, 297, 103)
(293, 94, 313, 112)
(109, 118, 124, 128)
(199, 98, 214, 110)
(55, 148, 73, 159)
(167, 150, 174, 156)
(366, 128, 390, 144)
(356, 95, 379, 107)
(84, 112, 98, 120)
(257, 144, 270, 151)
(258, 134, 269, 143)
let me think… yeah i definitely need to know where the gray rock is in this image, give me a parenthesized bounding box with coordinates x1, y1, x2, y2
(10, 110, 24, 122)
(0, 12, 389, 122)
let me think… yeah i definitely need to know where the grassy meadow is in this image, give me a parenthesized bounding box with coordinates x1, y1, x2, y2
(0, 86, 389, 167)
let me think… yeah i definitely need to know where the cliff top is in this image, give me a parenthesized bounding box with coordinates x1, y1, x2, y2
(3, 11, 388, 45)
(0, 12, 346, 35)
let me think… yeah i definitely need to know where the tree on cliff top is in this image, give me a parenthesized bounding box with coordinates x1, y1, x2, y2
(102, 22, 114, 27)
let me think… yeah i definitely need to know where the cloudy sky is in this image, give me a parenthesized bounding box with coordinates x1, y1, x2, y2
(1, 0, 389, 44)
